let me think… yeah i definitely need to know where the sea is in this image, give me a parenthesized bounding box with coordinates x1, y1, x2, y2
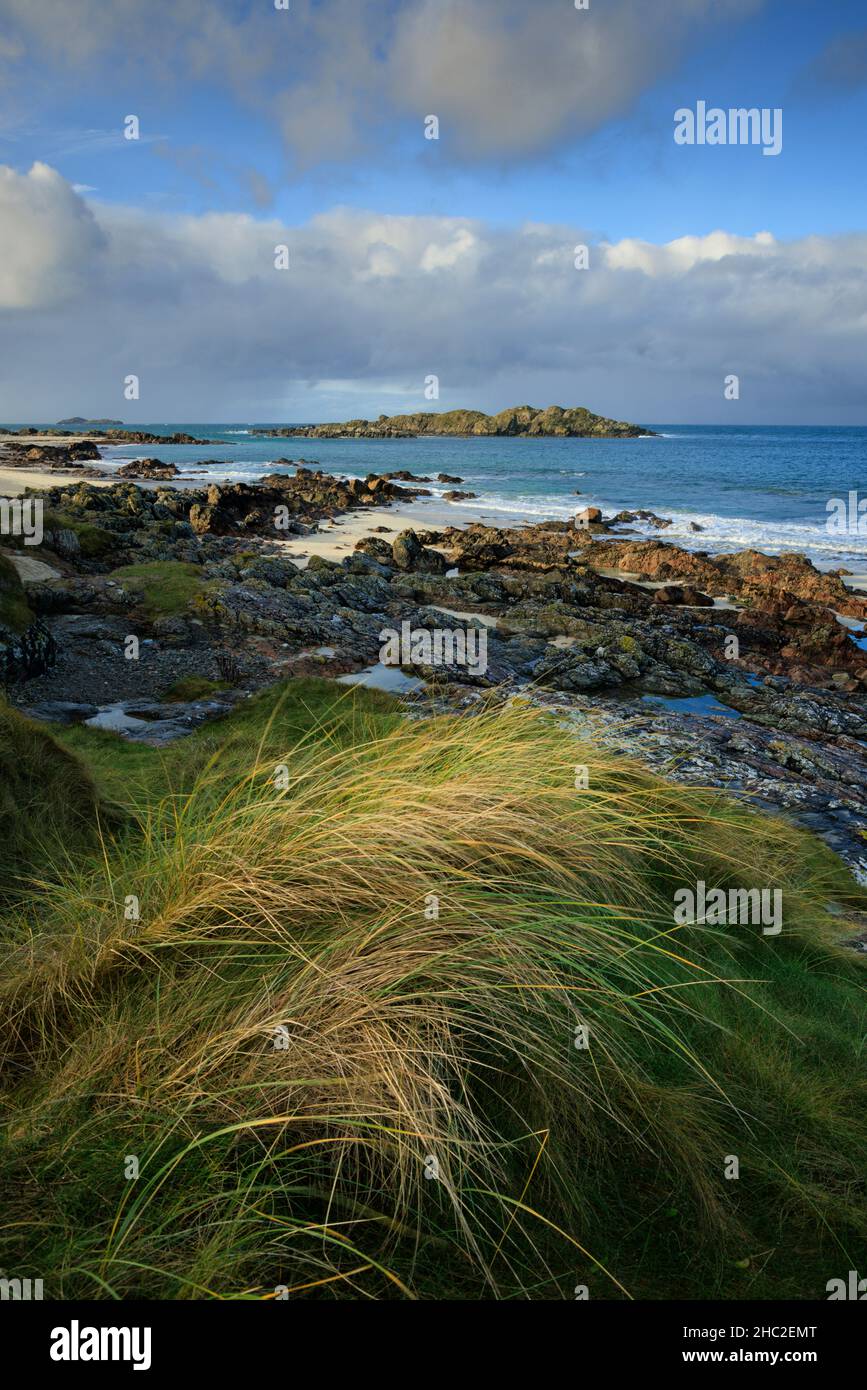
(12, 422, 867, 571)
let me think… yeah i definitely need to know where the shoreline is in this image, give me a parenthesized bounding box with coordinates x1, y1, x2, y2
(3, 450, 867, 593)
(2, 442, 866, 880)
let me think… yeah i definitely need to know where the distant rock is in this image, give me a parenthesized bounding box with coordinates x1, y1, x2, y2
(576, 506, 604, 526)
(116, 459, 180, 480)
(379, 470, 432, 483)
(257, 404, 653, 440)
(57, 417, 124, 428)
(611, 510, 673, 530)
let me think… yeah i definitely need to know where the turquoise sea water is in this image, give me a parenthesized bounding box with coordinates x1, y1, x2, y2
(10, 422, 867, 567)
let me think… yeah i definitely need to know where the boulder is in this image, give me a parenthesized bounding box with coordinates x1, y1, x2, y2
(391, 529, 448, 574)
(116, 459, 180, 480)
(653, 585, 714, 607)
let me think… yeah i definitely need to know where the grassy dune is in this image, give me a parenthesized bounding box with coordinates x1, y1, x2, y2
(0, 680, 865, 1299)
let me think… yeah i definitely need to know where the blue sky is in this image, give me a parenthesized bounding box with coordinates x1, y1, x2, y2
(3, 0, 864, 238)
(0, 0, 865, 422)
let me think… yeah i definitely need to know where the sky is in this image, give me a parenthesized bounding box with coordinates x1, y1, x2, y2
(0, 0, 865, 424)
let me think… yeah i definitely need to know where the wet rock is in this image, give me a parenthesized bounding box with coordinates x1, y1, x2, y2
(653, 584, 714, 607)
(610, 510, 673, 530)
(378, 470, 432, 483)
(21, 700, 98, 724)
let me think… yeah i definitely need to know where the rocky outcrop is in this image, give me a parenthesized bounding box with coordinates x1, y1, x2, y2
(596, 539, 867, 622)
(96, 430, 212, 445)
(259, 404, 652, 440)
(186, 470, 414, 537)
(390, 529, 447, 575)
(116, 459, 180, 480)
(0, 428, 212, 446)
(57, 418, 124, 428)
(1, 439, 101, 466)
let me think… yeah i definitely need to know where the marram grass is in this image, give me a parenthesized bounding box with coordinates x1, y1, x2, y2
(0, 683, 865, 1299)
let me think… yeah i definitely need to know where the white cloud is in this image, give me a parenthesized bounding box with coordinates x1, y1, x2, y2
(0, 166, 865, 423)
(420, 228, 478, 272)
(602, 230, 777, 276)
(0, 161, 106, 307)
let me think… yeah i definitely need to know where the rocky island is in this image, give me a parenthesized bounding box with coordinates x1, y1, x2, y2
(57, 417, 125, 428)
(259, 403, 652, 439)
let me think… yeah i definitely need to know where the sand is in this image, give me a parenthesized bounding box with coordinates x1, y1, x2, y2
(271, 495, 515, 566)
(0, 465, 116, 496)
(1, 433, 111, 447)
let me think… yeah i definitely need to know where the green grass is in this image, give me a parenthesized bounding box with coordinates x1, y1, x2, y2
(0, 552, 34, 633)
(52, 678, 401, 805)
(42, 510, 116, 560)
(0, 699, 106, 905)
(0, 679, 864, 1300)
(109, 560, 215, 620)
(161, 676, 231, 703)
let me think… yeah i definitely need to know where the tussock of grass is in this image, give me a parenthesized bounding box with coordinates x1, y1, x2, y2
(109, 560, 214, 619)
(42, 510, 115, 560)
(0, 700, 105, 905)
(1, 685, 865, 1299)
(161, 676, 230, 703)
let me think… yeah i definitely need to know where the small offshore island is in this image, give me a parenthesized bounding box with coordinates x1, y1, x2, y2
(260, 403, 652, 439)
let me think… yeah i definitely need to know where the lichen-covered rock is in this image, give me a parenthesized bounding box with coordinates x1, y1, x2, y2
(391, 530, 447, 574)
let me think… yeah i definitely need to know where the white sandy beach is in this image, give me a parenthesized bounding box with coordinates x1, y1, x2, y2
(273, 494, 518, 565)
(0, 466, 119, 496)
